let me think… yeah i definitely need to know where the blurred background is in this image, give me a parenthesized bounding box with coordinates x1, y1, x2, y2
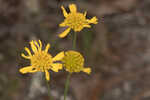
(0, 0, 150, 100)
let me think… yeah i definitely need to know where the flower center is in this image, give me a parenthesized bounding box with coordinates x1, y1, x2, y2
(62, 51, 84, 73)
(66, 13, 86, 31)
(31, 51, 53, 71)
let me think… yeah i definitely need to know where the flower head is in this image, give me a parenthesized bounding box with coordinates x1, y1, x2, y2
(59, 4, 98, 38)
(19, 40, 64, 81)
(61, 50, 91, 74)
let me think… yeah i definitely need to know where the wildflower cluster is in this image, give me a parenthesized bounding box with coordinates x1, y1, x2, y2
(19, 40, 91, 80)
(19, 4, 97, 81)
(19, 3, 98, 100)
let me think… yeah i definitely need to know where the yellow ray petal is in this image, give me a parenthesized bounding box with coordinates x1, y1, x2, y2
(61, 6, 68, 17)
(45, 70, 50, 81)
(51, 63, 62, 72)
(30, 40, 38, 53)
(29, 68, 38, 73)
(82, 67, 91, 74)
(45, 43, 50, 53)
(25, 47, 32, 56)
(52, 51, 64, 62)
(84, 11, 87, 17)
(59, 21, 66, 27)
(34, 40, 40, 50)
(59, 28, 71, 38)
(69, 4, 77, 13)
(74, 26, 83, 32)
(38, 40, 42, 51)
(87, 17, 98, 24)
(83, 24, 91, 28)
(21, 53, 31, 59)
(19, 66, 34, 74)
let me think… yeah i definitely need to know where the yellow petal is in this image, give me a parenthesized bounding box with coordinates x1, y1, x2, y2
(51, 63, 62, 72)
(61, 6, 68, 17)
(25, 47, 32, 56)
(38, 40, 42, 50)
(59, 21, 66, 27)
(30, 40, 38, 53)
(82, 68, 91, 74)
(84, 11, 87, 17)
(45, 70, 50, 81)
(52, 51, 64, 62)
(34, 40, 40, 50)
(45, 43, 50, 52)
(29, 68, 38, 73)
(59, 28, 71, 38)
(19, 66, 34, 74)
(69, 4, 77, 13)
(83, 24, 91, 28)
(21, 53, 31, 59)
(74, 26, 83, 32)
(87, 17, 98, 24)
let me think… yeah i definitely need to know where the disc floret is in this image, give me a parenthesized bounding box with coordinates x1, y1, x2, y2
(62, 50, 91, 74)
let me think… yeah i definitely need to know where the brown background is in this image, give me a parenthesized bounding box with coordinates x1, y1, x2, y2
(0, 0, 150, 100)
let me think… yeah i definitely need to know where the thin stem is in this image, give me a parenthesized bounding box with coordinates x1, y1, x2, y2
(46, 80, 53, 100)
(64, 32, 76, 100)
(73, 32, 77, 50)
(64, 73, 71, 100)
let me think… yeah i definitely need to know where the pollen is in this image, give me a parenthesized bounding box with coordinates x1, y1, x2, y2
(62, 50, 91, 74)
(64, 13, 87, 31)
(31, 51, 53, 71)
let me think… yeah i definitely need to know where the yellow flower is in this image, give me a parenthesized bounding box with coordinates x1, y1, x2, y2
(59, 4, 98, 38)
(19, 40, 64, 81)
(62, 50, 91, 74)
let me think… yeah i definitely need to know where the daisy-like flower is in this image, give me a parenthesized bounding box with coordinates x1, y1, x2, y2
(61, 50, 91, 74)
(59, 4, 98, 38)
(19, 40, 64, 81)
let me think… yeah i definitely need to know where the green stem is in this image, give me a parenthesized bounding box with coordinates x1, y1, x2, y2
(46, 80, 53, 100)
(64, 73, 71, 100)
(73, 32, 77, 50)
(64, 32, 77, 100)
